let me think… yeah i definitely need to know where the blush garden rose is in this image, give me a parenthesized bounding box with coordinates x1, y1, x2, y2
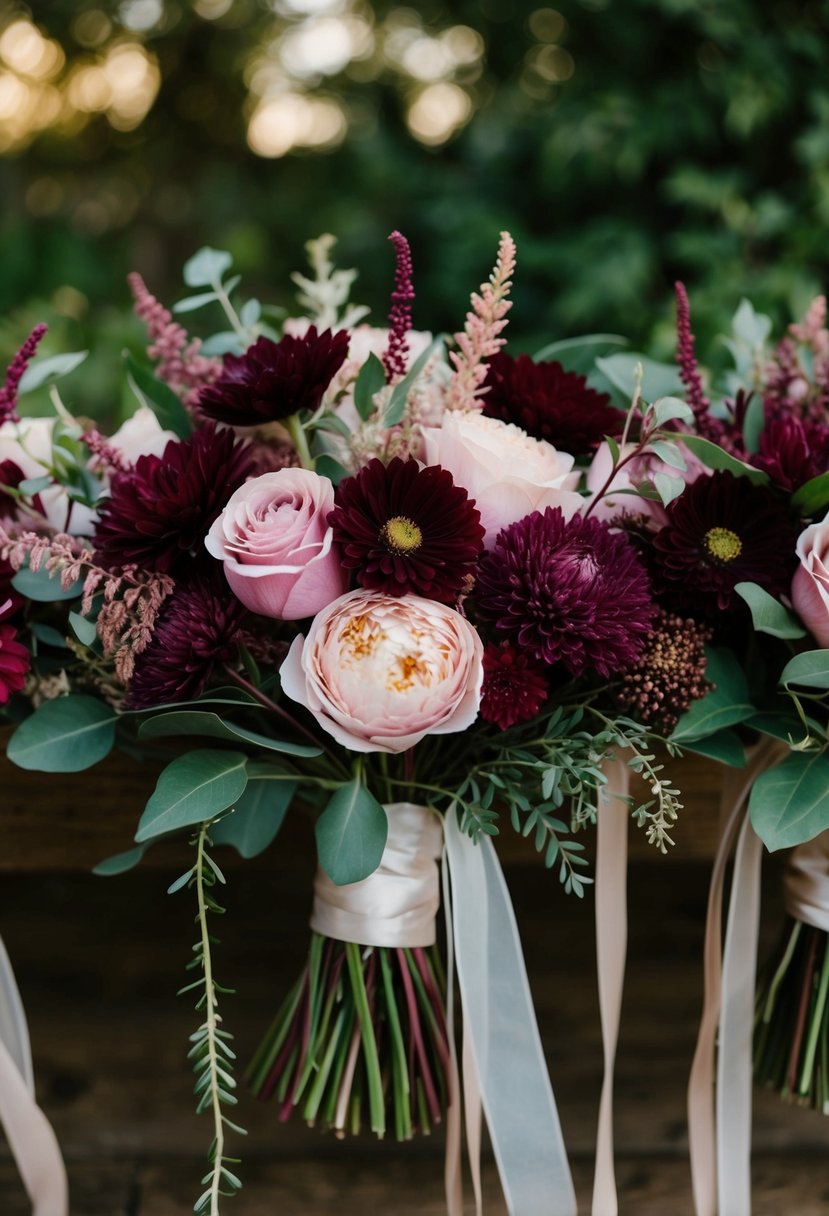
(279, 588, 484, 752)
(205, 467, 348, 619)
(792, 509, 829, 646)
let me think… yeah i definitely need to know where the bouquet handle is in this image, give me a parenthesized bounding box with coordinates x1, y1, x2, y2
(0, 935, 68, 1216)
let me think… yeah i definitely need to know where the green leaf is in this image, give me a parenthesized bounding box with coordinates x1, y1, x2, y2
(17, 475, 53, 495)
(679, 435, 769, 484)
(651, 397, 694, 427)
(11, 563, 80, 602)
(68, 611, 98, 646)
(314, 454, 349, 486)
(745, 711, 811, 743)
(239, 298, 261, 328)
(211, 778, 297, 857)
(652, 471, 685, 506)
(532, 333, 628, 373)
(594, 353, 684, 404)
(680, 730, 746, 767)
(30, 623, 68, 648)
(734, 581, 807, 639)
(383, 335, 444, 427)
(138, 710, 322, 757)
(750, 751, 829, 851)
(670, 647, 756, 743)
(780, 650, 829, 690)
(792, 471, 829, 516)
(647, 438, 688, 470)
(93, 845, 149, 876)
(183, 247, 233, 287)
(315, 778, 388, 885)
(7, 695, 116, 772)
(18, 351, 88, 394)
(135, 750, 249, 843)
(200, 331, 244, 357)
(172, 291, 219, 313)
(354, 353, 387, 421)
(123, 353, 192, 439)
(741, 392, 765, 455)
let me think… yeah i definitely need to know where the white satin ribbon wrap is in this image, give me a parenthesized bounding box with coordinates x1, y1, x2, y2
(444, 808, 577, 1216)
(0, 933, 69, 1216)
(687, 738, 785, 1216)
(784, 830, 829, 932)
(311, 802, 443, 947)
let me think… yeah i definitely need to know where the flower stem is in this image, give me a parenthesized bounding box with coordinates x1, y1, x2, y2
(286, 413, 314, 470)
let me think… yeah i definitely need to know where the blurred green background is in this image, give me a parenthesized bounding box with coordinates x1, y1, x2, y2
(2, 0, 829, 417)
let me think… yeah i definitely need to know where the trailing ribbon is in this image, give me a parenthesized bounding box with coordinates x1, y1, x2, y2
(591, 757, 630, 1216)
(0, 933, 68, 1216)
(687, 738, 783, 1216)
(444, 809, 577, 1216)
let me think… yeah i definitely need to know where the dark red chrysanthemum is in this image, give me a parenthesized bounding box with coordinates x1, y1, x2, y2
(481, 352, 622, 455)
(0, 620, 29, 705)
(94, 422, 254, 574)
(479, 641, 548, 730)
(329, 457, 485, 604)
(614, 610, 712, 734)
(125, 573, 247, 710)
(475, 507, 655, 677)
(199, 328, 349, 426)
(753, 414, 829, 493)
(0, 460, 25, 520)
(653, 470, 797, 614)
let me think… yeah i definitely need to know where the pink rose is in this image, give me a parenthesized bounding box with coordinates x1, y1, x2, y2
(420, 411, 582, 545)
(792, 512, 829, 646)
(280, 588, 484, 753)
(205, 468, 348, 619)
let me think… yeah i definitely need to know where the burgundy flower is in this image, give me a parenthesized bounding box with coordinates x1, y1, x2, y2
(475, 507, 655, 677)
(0, 619, 29, 705)
(94, 422, 254, 574)
(753, 414, 829, 493)
(614, 610, 712, 734)
(480, 641, 548, 729)
(125, 573, 247, 710)
(0, 460, 25, 521)
(329, 457, 485, 604)
(198, 328, 350, 427)
(482, 352, 622, 455)
(0, 324, 47, 425)
(653, 470, 797, 613)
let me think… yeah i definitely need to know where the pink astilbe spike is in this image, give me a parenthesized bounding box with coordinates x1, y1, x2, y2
(444, 232, 516, 412)
(0, 324, 48, 425)
(83, 429, 130, 473)
(674, 282, 725, 443)
(382, 231, 415, 384)
(128, 273, 221, 409)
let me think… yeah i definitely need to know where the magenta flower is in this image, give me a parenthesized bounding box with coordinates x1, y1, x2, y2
(0, 612, 29, 705)
(479, 641, 548, 730)
(0, 324, 47, 425)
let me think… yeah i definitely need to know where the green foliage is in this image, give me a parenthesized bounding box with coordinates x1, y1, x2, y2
(210, 778, 297, 859)
(11, 563, 80, 602)
(7, 694, 116, 772)
(750, 752, 829, 851)
(123, 352, 192, 439)
(671, 647, 757, 742)
(134, 749, 248, 843)
(734, 582, 807, 640)
(17, 351, 87, 394)
(315, 774, 389, 885)
(138, 709, 322, 757)
(780, 650, 829, 690)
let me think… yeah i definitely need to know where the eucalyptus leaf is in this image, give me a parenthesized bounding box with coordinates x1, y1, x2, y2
(745, 711, 812, 743)
(734, 581, 807, 639)
(7, 695, 116, 772)
(172, 291, 219, 314)
(679, 731, 746, 767)
(653, 471, 686, 506)
(647, 438, 688, 470)
(780, 650, 829, 690)
(17, 475, 53, 495)
(750, 751, 829, 851)
(30, 623, 68, 649)
(200, 332, 244, 357)
(315, 778, 388, 885)
(354, 353, 387, 421)
(135, 749, 249, 843)
(594, 353, 684, 404)
(138, 709, 322, 757)
(183, 247, 233, 287)
(18, 351, 87, 394)
(240, 298, 261, 328)
(68, 611, 98, 646)
(679, 435, 769, 484)
(532, 333, 628, 372)
(792, 471, 829, 516)
(12, 563, 80, 603)
(651, 397, 694, 427)
(211, 778, 297, 857)
(741, 392, 765, 455)
(123, 353, 192, 439)
(93, 845, 149, 876)
(670, 647, 756, 742)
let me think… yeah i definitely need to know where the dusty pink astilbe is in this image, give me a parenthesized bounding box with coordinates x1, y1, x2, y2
(0, 324, 48, 425)
(0, 523, 173, 685)
(128, 273, 221, 410)
(83, 429, 129, 473)
(383, 231, 415, 384)
(444, 232, 516, 412)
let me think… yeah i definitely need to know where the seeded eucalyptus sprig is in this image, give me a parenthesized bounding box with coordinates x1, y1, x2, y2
(170, 823, 246, 1216)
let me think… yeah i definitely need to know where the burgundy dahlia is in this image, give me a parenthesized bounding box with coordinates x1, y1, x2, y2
(329, 457, 485, 604)
(125, 573, 246, 710)
(0, 620, 29, 705)
(0, 460, 25, 520)
(94, 422, 254, 575)
(482, 352, 622, 455)
(614, 610, 712, 734)
(753, 414, 829, 493)
(199, 328, 349, 427)
(475, 507, 655, 678)
(653, 470, 798, 614)
(480, 641, 548, 730)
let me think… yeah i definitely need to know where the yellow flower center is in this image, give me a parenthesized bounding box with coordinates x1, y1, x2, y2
(703, 526, 742, 563)
(380, 515, 423, 555)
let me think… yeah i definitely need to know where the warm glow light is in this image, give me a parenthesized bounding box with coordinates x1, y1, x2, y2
(193, 0, 234, 16)
(279, 16, 355, 77)
(406, 81, 471, 145)
(527, 43, 575, 82)
(118, 0, 164, 32)
(0, 71, 28, 118)
(440, 25, 484, 66)
(247, 92, 346, 156)
(67, 63, 111, 112)
(0, 20, 45, 75)
(400, 36, 455, 81)
(276, 0, 344, 14)
(528, 8, 567, 43)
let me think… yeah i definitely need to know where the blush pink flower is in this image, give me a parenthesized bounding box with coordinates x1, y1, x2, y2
(280, 588, 484, 753)
(205, 468, 348, 620)
(420, 410, 581, 546)
(792, 511, 829, 646)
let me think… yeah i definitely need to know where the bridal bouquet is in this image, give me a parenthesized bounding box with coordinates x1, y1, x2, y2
(1, 228, 826, 1213)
